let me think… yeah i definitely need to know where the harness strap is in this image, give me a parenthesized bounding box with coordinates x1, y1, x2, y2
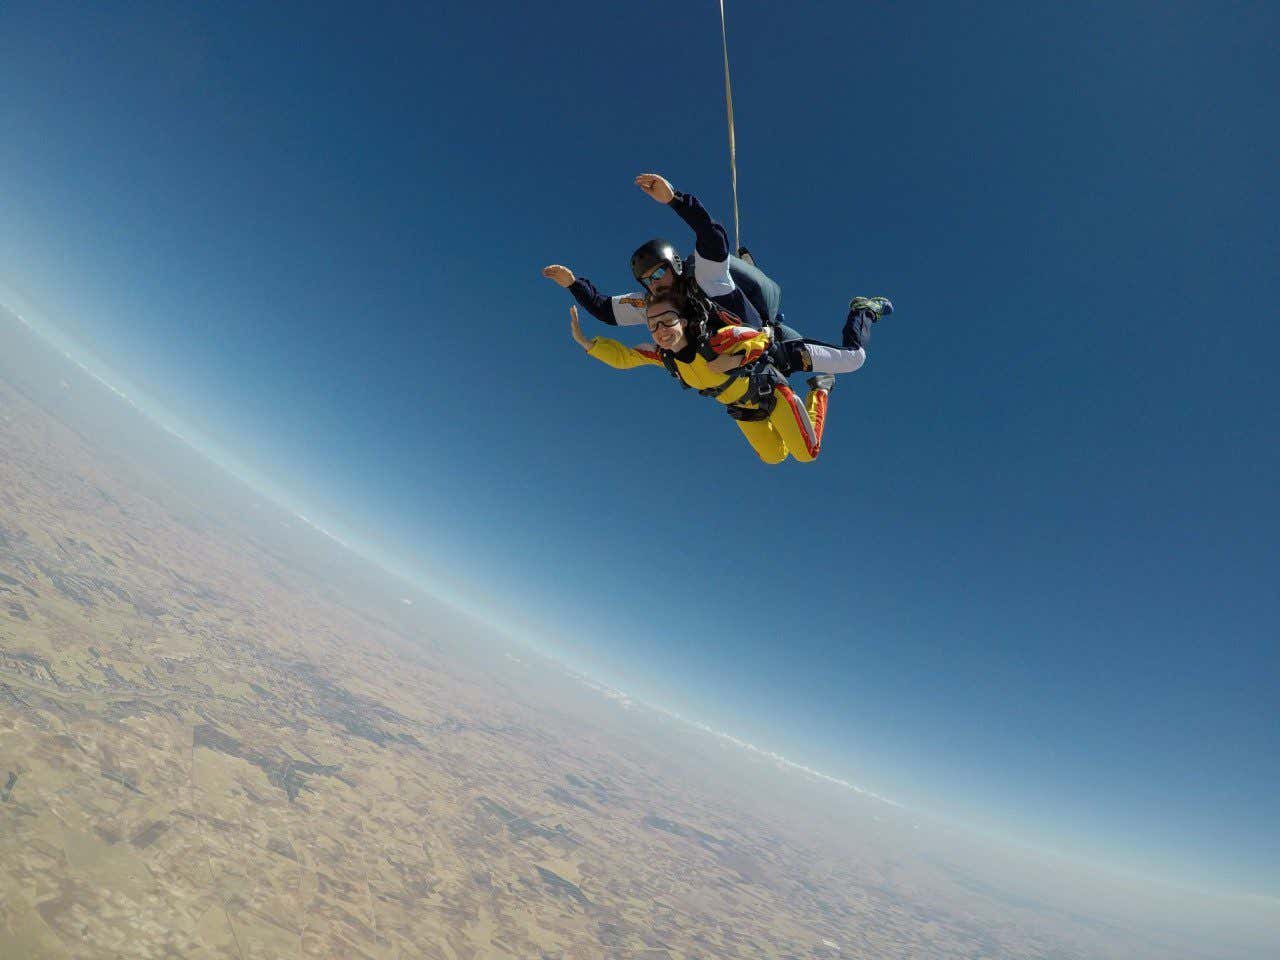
(659, 350, 691, 389)
(726, 401, 772, 422)
(723, 361, 785, 418)
(697, 366, 750, 399)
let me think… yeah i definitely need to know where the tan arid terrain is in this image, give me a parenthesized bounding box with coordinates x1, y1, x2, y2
(0, 309, 1227, 959)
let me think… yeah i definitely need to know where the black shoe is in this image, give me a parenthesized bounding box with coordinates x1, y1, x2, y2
(807, 374, 836, 394)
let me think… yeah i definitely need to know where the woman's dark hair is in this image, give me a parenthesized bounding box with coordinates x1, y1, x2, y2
(664, 275, 717, 350)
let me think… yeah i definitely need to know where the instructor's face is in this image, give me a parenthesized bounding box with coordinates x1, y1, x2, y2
(642, 263, 677, 294)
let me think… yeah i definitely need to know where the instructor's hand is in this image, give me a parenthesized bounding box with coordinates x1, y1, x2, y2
(569, 306, 592, 350)
(542, 264, 576, 288)
(635, 173, 675, 204)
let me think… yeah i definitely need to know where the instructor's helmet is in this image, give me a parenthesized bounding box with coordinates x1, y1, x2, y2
(630, 238, 683, 290)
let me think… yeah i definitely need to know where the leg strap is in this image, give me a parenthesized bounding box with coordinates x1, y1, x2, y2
(726, 402, 773, 422)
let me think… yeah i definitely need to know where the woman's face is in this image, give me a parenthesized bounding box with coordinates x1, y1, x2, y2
(646, 302, 687, 351)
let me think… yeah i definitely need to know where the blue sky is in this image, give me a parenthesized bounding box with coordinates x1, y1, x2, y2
(1, 1, 1277, 896)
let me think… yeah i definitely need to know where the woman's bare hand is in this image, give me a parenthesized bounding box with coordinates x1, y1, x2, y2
(569, 306, 592, 350)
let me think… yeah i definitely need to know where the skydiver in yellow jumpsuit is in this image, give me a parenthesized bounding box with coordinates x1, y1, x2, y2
(568, 294, 833, 465)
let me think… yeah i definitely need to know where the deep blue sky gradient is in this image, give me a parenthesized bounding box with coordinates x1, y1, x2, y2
(1, 1, 1277, 894)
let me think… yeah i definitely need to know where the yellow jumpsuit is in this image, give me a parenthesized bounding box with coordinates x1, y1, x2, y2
(586, 327, 829, 464)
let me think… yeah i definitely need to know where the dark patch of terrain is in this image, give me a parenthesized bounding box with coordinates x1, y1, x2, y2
(477, 796, 564, 842)
(130, 820, 170, 848)
(536, 866, 590, 906)
(194, 723, 343, 802)
(642, 815, 720, 848)
(101, 769, 144, 795)
(546, 785, 594, 811)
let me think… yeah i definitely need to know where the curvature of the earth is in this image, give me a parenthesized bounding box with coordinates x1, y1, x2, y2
(0, 305, 1238, 959)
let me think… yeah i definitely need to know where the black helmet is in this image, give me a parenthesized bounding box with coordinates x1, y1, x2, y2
(630, 238, 683, 284)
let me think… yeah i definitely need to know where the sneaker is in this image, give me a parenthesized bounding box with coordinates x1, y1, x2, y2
(848, 296, 894, 320)
(843, 296, 893, 350)
(807, 373, 836, 394)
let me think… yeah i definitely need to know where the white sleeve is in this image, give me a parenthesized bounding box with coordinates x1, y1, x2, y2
(804, 343, 867, 375)
(693, 253, 735, 299)
(611, 293, 650, 327)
